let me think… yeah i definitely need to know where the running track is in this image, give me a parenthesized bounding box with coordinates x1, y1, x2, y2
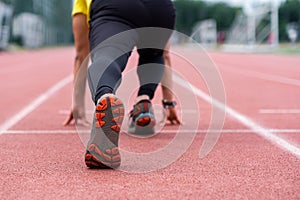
(0, 47, 299, 199)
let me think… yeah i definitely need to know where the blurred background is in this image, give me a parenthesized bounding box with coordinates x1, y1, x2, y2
(0, 0, 299, 52)
(0, 0, 72, 49)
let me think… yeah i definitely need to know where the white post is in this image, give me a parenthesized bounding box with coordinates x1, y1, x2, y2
(247, 13, 256, 46)
(271, 2, 279, 46)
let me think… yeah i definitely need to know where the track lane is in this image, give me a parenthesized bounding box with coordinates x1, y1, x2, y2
(208, 52, 300, 145)
(1, 48, 300, 199)
(0, 47, 74, 124)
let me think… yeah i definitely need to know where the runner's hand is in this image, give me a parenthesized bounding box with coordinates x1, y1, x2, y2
(166, 107, 181, 125)
(63, 109, 90, 127)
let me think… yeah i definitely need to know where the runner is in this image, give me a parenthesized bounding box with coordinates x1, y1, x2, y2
(85, 0, 176, 168)
(64, 0, 181, 128)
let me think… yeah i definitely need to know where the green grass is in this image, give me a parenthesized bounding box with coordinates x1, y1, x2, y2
(274, 43, 300, 54)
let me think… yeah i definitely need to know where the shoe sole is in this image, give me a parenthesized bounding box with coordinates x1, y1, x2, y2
(85, 145, 121, 169)
(85, 95, 124, 169)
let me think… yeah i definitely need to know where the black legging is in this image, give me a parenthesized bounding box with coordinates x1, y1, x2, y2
(88, 0, 176, 104)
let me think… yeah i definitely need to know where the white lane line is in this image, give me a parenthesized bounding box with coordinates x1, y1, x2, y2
(3, 129, 300, 134)
(224, 67, 300, 87)
(0, 75, 73, 135)
(174, 75, 300, 157)
(58, 109, 199, 115)
(260, 109, 300, 114)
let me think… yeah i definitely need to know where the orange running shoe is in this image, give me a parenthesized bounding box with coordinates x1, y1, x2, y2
(128, 99, 156, 137)
(85, 94, 124, 169)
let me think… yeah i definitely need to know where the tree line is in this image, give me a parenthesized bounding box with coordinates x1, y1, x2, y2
(1, 0, 299, 45)
(173, 0, 300, 42)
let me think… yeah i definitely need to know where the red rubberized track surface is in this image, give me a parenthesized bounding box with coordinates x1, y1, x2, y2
(0, 47, 300, 199)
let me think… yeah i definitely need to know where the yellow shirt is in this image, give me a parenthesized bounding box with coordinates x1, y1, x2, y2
(72, 0, 92, 22)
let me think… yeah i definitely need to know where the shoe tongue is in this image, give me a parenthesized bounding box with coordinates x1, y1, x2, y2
(137, 99, 151, 104)
(135, 95, 150, 104)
